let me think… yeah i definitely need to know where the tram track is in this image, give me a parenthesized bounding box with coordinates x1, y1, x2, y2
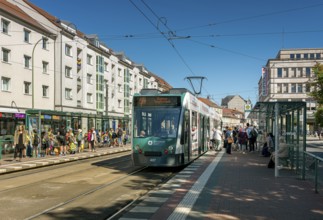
(0, 151, 179, 219)
(0, 152, 132, 194)
(25, 166, 148, 220)
(0, 151, 131, 179)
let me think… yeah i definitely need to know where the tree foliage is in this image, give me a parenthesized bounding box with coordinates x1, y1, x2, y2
(315, 108, 323, 127)
(308, 62, 323, 105)
(308, 63, 323, 127)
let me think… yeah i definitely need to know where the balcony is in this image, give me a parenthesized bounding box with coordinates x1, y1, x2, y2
(77, 77, 82, 92)
(77, 100, 82, 108)
(77, 58, 82, 71)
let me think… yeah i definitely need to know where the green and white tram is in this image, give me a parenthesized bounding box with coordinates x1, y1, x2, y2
(131, 88, 221, 167)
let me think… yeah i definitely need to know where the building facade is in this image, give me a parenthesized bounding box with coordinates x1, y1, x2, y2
(259, 48, 323, 132)
(221, 95, 247, 114)
(0, 0, 172, 140)
(0, 0, 56, 136)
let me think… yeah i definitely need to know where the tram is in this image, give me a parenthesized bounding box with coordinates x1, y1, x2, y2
(131, 88, 221, 167)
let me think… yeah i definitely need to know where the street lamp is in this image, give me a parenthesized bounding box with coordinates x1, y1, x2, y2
(32, 37, 44, 109)
(31, 37, 45, 157)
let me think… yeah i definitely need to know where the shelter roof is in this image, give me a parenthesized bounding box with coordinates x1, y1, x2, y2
(248, 101, 306, 119)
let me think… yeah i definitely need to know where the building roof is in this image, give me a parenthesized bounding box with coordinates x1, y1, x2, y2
(221, 95, 247, 106)
(148, 71, 172, 91)
(22, 0, 61, 27)
(221, 95, 234, 106)
(0, 0, 50, 34)
(198, 97, 220, 108)
(22, 0, 172, 90)
(222, 108, 243, 118)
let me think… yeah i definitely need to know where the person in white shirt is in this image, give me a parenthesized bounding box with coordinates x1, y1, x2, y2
(212, 127, 223, 151)
(91, 127, 97, 152)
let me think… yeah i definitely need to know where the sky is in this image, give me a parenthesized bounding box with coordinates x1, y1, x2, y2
(28, 0, 323, 105)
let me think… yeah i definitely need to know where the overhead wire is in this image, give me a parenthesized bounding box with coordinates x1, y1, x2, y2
(128, 0, 198, 83)
(130, 0, 212, 96)
(186, 38, 266, 62)
(175, 2, 323, 32)
(142, 0, 214, 96)
(7, 0, 322, 101)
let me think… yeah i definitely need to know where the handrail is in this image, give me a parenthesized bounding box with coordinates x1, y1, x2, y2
(304, 151, 323, 193)
(304, 151, 323, 162)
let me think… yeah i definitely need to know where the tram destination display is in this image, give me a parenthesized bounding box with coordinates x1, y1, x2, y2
(134, 96, 181, 107)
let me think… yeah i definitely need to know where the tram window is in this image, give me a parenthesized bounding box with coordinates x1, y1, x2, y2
(133, 111, 153, 137)
(181, 109, 189, 145)
(133, 108, 180, 138)
(192, 111, 197, 128)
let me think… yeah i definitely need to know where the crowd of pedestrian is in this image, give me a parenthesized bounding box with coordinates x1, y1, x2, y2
(10, 125, 129, 162)
(210, 123, 260, 155)
(210, 123, 294, 169)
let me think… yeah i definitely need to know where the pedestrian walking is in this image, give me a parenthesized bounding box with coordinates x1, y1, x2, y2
(91, 127, 97, 152)
(246, 123, 258, 152)
(47, 128, 54, 155)
(225, 127, 234, 154)
(32, 129, 40, 157)
(13, 125, 28, 162)
(67, 128, 76, 154)
(117, 126, 123, 146)
(212, 127, 223, 151)
(238, 127, 248, 153)
(87, 129, 92, 151)
(77, 129, 83, 153)
(58, 125, 67, 156)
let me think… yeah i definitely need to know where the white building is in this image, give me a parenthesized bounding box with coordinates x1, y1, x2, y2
(259, 48, 323, 131)
(1, 0, 55, 112)
(1, 0, 172, 135)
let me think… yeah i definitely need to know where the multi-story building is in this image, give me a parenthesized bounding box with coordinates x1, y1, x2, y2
(0, 0, 172, 139)
(259, 48, 323, 131)
(0, 0, 55, 135)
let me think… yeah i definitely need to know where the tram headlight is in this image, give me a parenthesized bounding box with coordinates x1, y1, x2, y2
(164, 145, 173, 154)
(135, 145, 142, 154)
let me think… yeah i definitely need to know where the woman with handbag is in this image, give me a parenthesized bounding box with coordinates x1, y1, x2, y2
(225, 127, 234, 154)
(13, 125, 28, 162)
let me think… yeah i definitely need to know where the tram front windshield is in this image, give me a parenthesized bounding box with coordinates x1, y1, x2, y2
(133, 107, 181, 138)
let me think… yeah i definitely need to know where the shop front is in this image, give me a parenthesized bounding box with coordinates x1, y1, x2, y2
(0, 111, 26, 156)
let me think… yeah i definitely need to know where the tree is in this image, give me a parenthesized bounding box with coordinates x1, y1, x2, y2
(308, 63, 323, 127)
(315, 108, 323, 127)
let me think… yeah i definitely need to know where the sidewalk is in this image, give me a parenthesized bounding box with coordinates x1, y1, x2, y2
(0, 145, 132, 174)
(119, 150, 323, 220)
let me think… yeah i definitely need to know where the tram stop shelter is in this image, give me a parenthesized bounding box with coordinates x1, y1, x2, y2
(248, 101, 307, 178)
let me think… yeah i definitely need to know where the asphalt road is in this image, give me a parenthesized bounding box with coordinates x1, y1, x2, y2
(0, 152, 176, 220)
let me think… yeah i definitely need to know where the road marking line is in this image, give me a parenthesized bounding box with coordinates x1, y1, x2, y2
(167, 151, 224, 220)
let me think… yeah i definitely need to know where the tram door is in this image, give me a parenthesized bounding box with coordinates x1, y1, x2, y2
(199, 114, 203, 155)
(182, 109, 190, 163)
(199, 115, 208, 154)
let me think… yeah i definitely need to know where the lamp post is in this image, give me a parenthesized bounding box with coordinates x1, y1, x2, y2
(31, 37, 44, 157)
(32, 37, 44, 109)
